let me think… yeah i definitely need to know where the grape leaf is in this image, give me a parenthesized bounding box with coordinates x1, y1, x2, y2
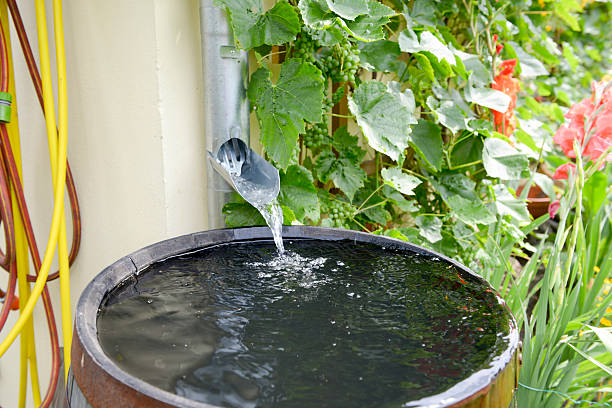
(338, 1, 394, 42)
(507, 42, 548, 78)
(325, 0, 368, 20)
(332, 126, 366, 162)
(279, 164, 320, 223)
(381, 167, 422, 195)
(349, 81, 417, 161)
(359, 40, 403, 73)
(416, 215, 443, 243)
(465, 81, 511, 113)
(315, 148, 366, 200)
(434, 101, 466, 134)
(383, 185, 419, 211)
(418, 32, 455, 65)
(299, 0, 393, 42)
(431, 173, 495, 225)
(409, 119, 443, 172)
(248, 59, 325, 169)
(482, 138, 529, 180)
(223, 201, 266, 227)
(223, 201, 296, 227)
(398, 29, 455, 65)
(216, 0, 300, 50)
(493, 184, 530, 222)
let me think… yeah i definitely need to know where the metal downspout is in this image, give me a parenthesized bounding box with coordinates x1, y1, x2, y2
(199, 0, 249, 229)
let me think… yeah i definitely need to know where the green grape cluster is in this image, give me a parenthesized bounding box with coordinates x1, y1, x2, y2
(321, 41, 360, 83)
(326, 200, 353, 227)
(303, 122, 329, 149)
(292, 33, 316, 64)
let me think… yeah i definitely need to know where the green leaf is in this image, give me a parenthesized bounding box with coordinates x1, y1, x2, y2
(454, 50, 490, 86)
(383, 185, 419, 211)
(398, 29, 420, 53)
(339, 1, 394, 42)
(299, 0, 346, 45)
(223, 201, 266, 227)
(587, 326, 612, 355)
(249, 59, 325, 169)
(431, 173, 495, 225)
(332, 126, 366, 163)
(218, 0, 300, 50)
(418, 31, 455, 65)
(279, 164, 320, 223)
(409, 119, 443, 172)
(562, 42, 579, 72)
(583, 170, 608, 216)
(450, 133, 483, 168)
(299, 0, 392, 42)
(359, 40, 403, 72)
(532, 173, 556, 200)
(493, 184, 530, 222)
(482, 138, 529, 180)
(465, 84, 511, 113)
(413, 53, 436, 82)
(316, 148, 366, 200)
(381, 167, 422, 195)
(434, 101, 466, 134)
(325, 0, 368, 20)
(415, 215, 443, 243)
(507, 42, 548, 78)
(409, 0, 437, 26)
(349, 81, 417, 161)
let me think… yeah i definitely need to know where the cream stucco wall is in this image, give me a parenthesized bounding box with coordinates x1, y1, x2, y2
(0, 1, 208, 406)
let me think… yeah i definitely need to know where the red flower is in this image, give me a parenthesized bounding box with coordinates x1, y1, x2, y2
(552, 163, 576, 180)
(491, 59, 520, 136)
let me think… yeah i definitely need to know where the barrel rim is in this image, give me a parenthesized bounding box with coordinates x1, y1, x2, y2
(73, 226, 519, 408)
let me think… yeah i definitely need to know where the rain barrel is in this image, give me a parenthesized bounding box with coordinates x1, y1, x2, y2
(68, 226, 519, 408)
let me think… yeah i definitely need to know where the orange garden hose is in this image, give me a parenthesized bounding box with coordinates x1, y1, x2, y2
(0, 0, 81, 406)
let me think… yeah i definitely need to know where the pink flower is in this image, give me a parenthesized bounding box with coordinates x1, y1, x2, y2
(548, 200, 560, 219)
(552, 163, 576, 180)
(553, 78, 612, 164)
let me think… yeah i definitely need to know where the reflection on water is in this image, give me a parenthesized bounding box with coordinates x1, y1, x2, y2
(97, 240, 511, 408)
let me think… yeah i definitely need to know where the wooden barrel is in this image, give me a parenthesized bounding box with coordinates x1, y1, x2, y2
(70, 226, 519, 408)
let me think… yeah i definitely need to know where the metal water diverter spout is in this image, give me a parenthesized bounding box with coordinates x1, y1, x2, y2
(209, 138, 280, 209)
(199, 0, 251, 228)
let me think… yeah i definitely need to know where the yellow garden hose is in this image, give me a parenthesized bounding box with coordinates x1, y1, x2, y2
(0, 0, 72, 397)
(0, 0, 69, 358)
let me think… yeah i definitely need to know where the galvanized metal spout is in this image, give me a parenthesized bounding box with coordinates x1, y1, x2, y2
(199, 0, 250, 228)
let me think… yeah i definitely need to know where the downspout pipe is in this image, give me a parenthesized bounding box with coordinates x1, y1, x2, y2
(199, 0, 250, 229)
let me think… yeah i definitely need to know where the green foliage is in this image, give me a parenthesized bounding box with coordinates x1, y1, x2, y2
(216, 0, 612, 403)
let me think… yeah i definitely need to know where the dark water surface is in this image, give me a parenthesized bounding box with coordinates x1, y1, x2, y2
(97, 239, 511, 408)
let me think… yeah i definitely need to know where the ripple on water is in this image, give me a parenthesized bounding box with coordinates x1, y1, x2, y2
(97, 240, 511, 408)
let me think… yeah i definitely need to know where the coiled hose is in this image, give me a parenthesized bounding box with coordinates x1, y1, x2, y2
(0, 0, 81, 406)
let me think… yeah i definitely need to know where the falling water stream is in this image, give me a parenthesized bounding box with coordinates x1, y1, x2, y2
(230, 170, 285, 253)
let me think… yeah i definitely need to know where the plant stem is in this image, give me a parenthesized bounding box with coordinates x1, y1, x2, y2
(355, 183, 385, 213)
